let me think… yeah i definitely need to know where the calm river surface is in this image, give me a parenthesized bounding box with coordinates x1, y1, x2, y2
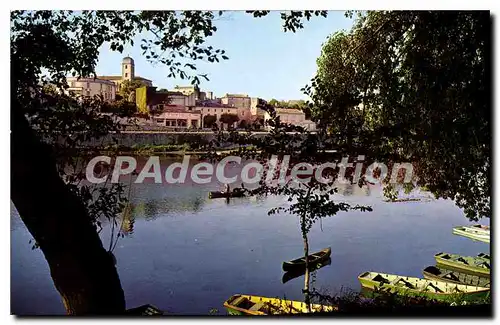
(11, 157, 490, 315)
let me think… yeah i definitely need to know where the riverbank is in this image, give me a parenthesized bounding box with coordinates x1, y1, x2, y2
(93, 144, 259, 157)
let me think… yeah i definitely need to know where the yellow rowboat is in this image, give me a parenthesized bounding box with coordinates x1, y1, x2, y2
(223, 294, 336, 315)
(358, 271, 490, 302)
(452, 225, 490, 243)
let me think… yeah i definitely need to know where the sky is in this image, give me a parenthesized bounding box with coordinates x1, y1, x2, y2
(95, 11, 354, 101)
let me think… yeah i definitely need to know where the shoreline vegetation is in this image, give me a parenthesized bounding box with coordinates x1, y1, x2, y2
(90, 144, 259, 157)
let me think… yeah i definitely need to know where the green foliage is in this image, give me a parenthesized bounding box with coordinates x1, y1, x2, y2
(268, 98, 307, 109)
(309, 287, 490, 315)
(268, 98, 280, 106)
(305, 11, 490, 220)
(203, 114, 217, 128)
(208, 308, 219, 315)
(246, 11, 328, 33)
(119, 79, 145, 99)
(10, 9, 332, 314)
(238, 119, 248, 129)
(219, 113, 239, 125)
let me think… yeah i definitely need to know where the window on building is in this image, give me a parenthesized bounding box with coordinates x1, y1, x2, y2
(125, 73, 128, 78)
(125, 65, 128, 69)
(71, 81, 75, 87)
(86, 82, 89, 88)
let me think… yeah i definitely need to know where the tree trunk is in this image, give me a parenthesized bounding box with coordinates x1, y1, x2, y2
(302, 218, 311, 312)
(11, 106, 126, 315)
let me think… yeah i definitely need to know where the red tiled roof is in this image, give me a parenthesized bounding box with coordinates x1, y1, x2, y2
(97, 75, 152, 82)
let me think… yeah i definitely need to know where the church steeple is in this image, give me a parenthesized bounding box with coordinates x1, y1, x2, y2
(122, 56, 135, 81)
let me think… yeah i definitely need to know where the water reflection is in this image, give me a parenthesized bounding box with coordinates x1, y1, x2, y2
(120, 208, 135, 236)
(282, 258, 332, 284)
(132, 195, 208, 220)
(143, 200, 161, 221)
(11, 157, 490, 315)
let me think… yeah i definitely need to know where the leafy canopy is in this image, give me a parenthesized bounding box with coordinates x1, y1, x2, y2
(305, 11, 490, 221)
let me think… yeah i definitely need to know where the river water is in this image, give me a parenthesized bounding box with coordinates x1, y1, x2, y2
(11, 157, 490, 315)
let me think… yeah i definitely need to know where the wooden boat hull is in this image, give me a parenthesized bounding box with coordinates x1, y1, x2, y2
(208, 191, 245, 199)
(282, 247, 331, 272)
(422, 266, 490, 288)
(282, 258, 331, 284)
(435, 252, 490, 277)
(358, 271, 490, 302)
(223, 294, 335, 315)
(452, 226, 490, 243)
(469, 224, 490, 233)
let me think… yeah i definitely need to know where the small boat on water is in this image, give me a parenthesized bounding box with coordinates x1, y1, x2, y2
(125, 304, 164, 315)
(282, 258, 331, 284)
(358, 271, 490, 302)
(452, 225, 490, 243)
(383, 198, 422, 203)
(208, 190, 245, 199)
(223, 294, 336, 315)
(282, 247, 331, 272)
(469, 224, 490, 233)
(435, 252, 490, 277)
(422, 266, 490, 288)
(478, 252, 490, 260)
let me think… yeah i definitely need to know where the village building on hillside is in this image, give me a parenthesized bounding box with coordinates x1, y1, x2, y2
(152, 107, 202, 128)
(264, 108, 317, 131)
(174, 85, 214, 101)
(66, 77, 117, 101)
(250, 97, 266, 117)
(97, 56, 153, 91)
(195, 101, 239, 129)
(221, 93, 251, 108)
(135, 86, 202, 128)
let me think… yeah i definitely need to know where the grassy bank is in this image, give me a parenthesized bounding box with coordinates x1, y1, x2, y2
(94, 144, 258, 156)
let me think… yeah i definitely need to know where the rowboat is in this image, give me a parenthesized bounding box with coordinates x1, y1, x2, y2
(469, 224, 490, 233)
(435, 252, 490, 277)
(208, 190, 245, 199)
(383, 198, 421, 203)
(125, 304, 164, 315)
(358, 271, 490, 302)
(422, 266, 490, 288)
(282, 247, 331, 272)
(223, 294, 336, 315)
(477, 252, 490, 260)
(282, 258, 331, 284)
(452, 225, 490, 243)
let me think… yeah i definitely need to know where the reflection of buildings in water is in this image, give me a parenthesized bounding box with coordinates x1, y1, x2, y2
(119, 204, 135, 236)
(191, 196, 203, 212)
(340, 184, 354, 196)
(131, 194, 207, 220)
(120, 212, 135, 236)
(144, 200, 161, 221)
(335, 182, 375, 197)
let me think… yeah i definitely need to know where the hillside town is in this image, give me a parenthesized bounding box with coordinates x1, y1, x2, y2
(66, 56, 317, 131)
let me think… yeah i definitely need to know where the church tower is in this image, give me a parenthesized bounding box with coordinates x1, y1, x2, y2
(122, 56, 135, 81)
